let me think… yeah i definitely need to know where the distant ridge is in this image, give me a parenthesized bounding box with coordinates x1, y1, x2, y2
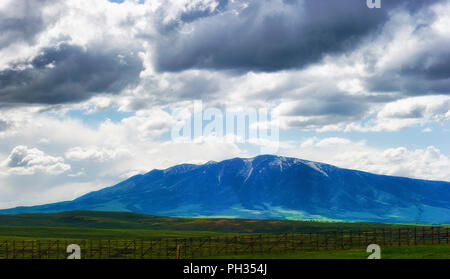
(1, 155, 449, 224)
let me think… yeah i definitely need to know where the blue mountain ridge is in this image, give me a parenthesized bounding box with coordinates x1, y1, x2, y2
(1, 155, 449, 224)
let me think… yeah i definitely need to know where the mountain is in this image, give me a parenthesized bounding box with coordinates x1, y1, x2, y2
(1, 155, 449, 224)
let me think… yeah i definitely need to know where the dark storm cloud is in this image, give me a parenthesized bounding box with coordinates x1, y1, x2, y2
(365, 50, 450, 96)
(282, 95, 369, 118)
(0, 0, 57, 49)
(285, 115, 352, 129)
(275, 86, 401, 129)
(0, 43, 143, 105)
(153, 0, 439, 73)
(401, 51, 450, 81)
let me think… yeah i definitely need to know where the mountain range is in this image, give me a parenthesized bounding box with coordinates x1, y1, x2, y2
(1, 155, 449, 224)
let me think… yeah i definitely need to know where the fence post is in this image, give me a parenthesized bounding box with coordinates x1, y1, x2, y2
(166, 238, 169, 258)
(292, 233, 296, 252)
(431, 227, 434, 244)
(89, 240, 92, 259)
(12, 240, 15, 259)
(407, 228, 410, 246)
(209, 236, 212, 257)
(37, 240, 41, 259)
(309, 233, 312, 250)
(290, 233, 293, 252)
(316, 233, 319, 250)
(358, 230, 361, 247)
(64, 240, 68, 259)
(56, 240, 59, 259)
(349, 230, 352, 248)
(447, 227, 449, 244)
(389, 228, 394, 246)
(259, 234, 263, 254)
(98, 240, 102, 259)
(398, 228, 401, 246)
(422, 227, 426, 244)
(413, 227, 417, 245)
(176, 245, 181, 260)
(438, 227, 441, 245)
(334, 231, 337, 250)
(284, 233, 288, 253)
(150, 240, 153, 259)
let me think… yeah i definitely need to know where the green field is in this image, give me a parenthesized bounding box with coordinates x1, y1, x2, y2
(200, 244, 450, 259)
(0, 210, 429, 239)
(0, 225, 235, 241)
(0, 211, 448, 259)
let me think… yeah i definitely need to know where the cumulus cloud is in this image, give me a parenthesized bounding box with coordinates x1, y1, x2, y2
(346, 95, 450, 131)
(0, 43, 143, 105)
(362, 2, 450, 96)
(0, 0, 60, 49)
(378, 96, 449, 121)
(300, 137, 355, 148)
(152, 0, 437, 72)
(335, 146, 450, 182)
(273, 93, 372, 130)
(1, 145, 70, 175)
(65, 146, 129, 162)
(294, 137, 450, 181)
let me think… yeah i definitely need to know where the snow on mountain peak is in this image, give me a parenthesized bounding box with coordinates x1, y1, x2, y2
(304, 161, 329, 177)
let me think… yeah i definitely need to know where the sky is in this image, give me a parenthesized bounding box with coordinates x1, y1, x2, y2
(0, 0, 449, 209)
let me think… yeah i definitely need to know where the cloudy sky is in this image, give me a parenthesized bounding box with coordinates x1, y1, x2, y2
(0, 0, 449, 209)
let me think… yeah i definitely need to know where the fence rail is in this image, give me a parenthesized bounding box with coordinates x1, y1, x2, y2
(0, 226, 448, 259)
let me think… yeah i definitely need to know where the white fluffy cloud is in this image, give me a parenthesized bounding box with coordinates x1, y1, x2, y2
(345, 95, 450, 132)
(335, 146, 450, 182)
(293, 137, 450, 181)
(1, 145, 70, 175)
(65, 146, 129, 162)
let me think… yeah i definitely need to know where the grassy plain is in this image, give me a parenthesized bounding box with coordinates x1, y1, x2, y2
(0, 211, 448, 259)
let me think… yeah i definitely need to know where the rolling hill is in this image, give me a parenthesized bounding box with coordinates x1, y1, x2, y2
(0, 210, 409, 234)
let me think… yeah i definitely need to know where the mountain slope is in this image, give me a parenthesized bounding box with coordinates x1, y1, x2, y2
(1, 155, 449, 224)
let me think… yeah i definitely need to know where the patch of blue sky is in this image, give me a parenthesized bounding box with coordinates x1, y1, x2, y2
(280, 123, 450, 154)
(65, 109, 134, 126)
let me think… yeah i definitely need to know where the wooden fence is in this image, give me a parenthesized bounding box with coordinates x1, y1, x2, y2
(0, 226, 448, 259)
